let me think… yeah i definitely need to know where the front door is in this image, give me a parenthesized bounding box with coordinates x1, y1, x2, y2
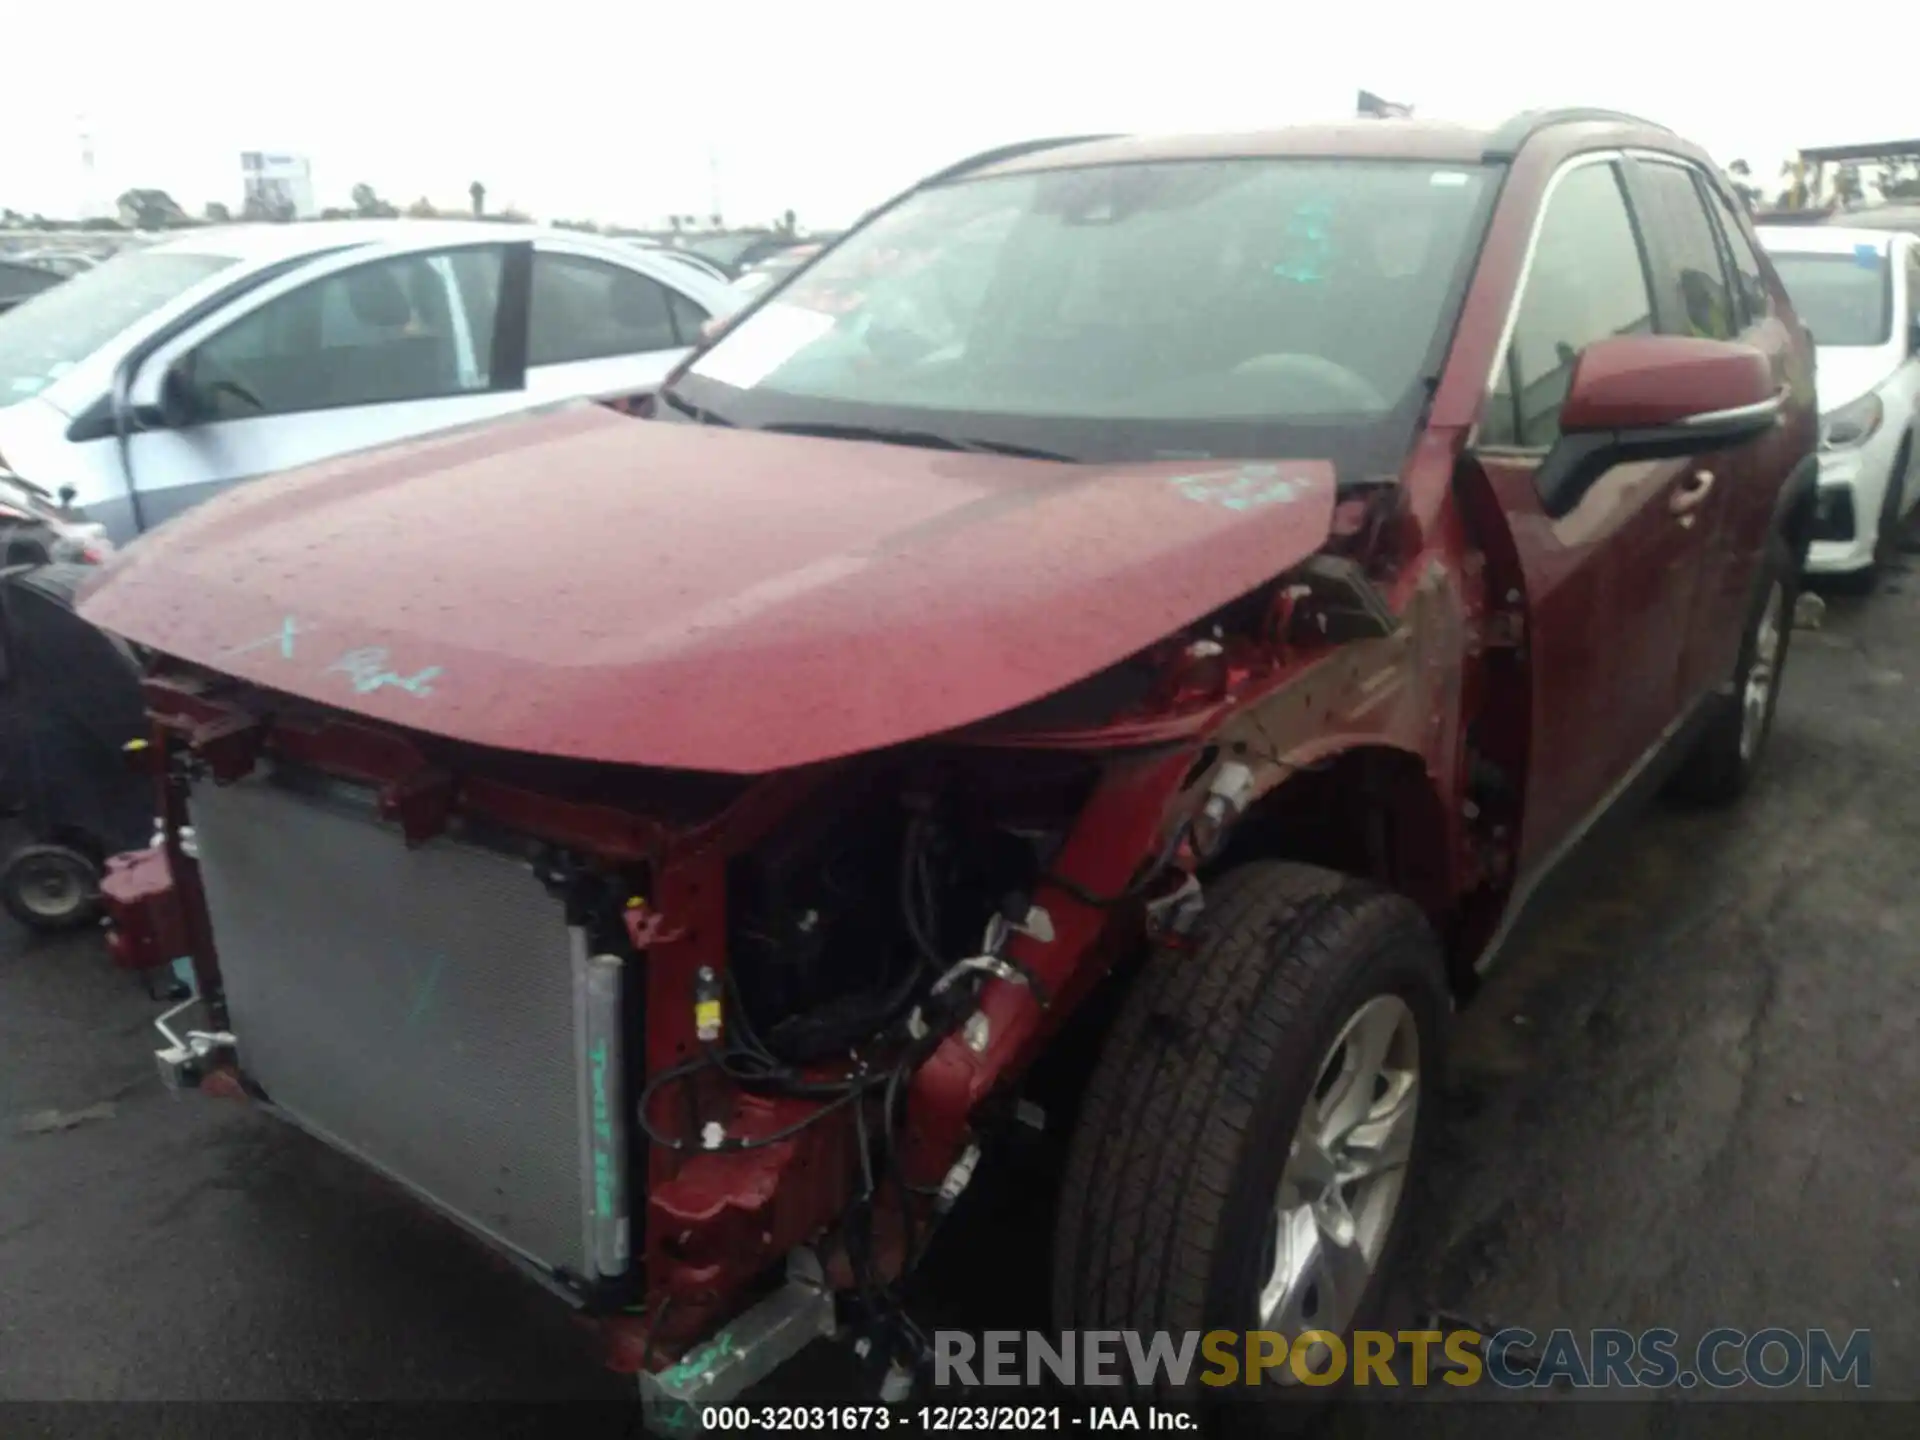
(1471, 154, 1718, 871)
(106, 239, 532, 535)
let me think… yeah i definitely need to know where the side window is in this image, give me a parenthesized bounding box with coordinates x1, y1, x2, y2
(1635, 161, 1737, 341)
(1482, 162, 1655, 450)
(1905, 246, 1920, 340)
(1702, 185, 1771, 328)
(668, 290, 710, 345)
(528, 254, 695, 365)
(188, 247, 504, 420)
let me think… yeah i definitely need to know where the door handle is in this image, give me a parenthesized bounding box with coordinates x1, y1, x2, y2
(1670, 468, 1715, 526)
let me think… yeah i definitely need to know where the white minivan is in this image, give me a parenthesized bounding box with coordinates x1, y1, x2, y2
(0, 220, 739, 543)
(1758, 224, 1920, 584)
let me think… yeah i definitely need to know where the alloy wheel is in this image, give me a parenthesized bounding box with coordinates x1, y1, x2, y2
(1739, 581, 1785, 764)
(1257, 994, 1420, 1371)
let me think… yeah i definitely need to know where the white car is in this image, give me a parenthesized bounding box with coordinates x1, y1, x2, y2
(0, 220, 740, 543)
(1759, 224, 1920, 581)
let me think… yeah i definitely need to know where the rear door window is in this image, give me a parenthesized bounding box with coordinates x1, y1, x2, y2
(1481, 161, 1657, 449)
(1702, 186, 1772, 329)
(1634, 160, 1738, 341)
(528, 254, 698, 364)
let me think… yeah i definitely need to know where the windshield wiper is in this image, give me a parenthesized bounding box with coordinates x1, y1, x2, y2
(657, 385, 734, 427)
(761, 420, 1075, 462)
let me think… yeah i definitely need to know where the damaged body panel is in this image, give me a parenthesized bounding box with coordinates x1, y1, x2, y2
(78, 405, 1337, 773)
(84, 109, 1815, 1430)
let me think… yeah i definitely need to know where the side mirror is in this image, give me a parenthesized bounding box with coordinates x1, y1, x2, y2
(1538, 334, 1780, 517)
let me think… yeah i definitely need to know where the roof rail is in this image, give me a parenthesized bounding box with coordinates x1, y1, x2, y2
(916, 134, 1122, 189)
(1481, 108, 1672, 162)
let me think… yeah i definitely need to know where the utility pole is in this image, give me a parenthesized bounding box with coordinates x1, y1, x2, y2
(707, 147, 723, 228)
(76, 112, 104, 221)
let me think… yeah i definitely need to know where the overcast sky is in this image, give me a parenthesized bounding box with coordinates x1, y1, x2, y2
(2, 0, 1903, 228)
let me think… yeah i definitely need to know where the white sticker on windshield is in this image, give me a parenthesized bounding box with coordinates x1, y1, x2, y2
(691, 301, 837, 390)
(1430, 171, 1471, 187)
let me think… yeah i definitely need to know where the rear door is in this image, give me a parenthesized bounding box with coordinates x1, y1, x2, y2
(1620, 156, 1758, 718)
(1688, 172, 1803, 690)
(115, 237, 531, 531)
(1471, 154, 1715, 867)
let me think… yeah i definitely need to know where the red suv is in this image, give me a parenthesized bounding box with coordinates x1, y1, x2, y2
(86, 108, 1813, 1429)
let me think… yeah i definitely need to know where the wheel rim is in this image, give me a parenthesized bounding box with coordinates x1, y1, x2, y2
(1257, 994, 1420, 1366)
(1739, 581, 1785, 764)
(14, 855, 88, 919)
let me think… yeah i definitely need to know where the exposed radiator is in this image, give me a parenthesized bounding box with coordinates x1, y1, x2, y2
(191, 766, 629, 1288)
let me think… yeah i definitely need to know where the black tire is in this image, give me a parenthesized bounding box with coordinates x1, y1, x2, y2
(1834, 448, 1909, 594)
(1877, 446, 1910, 572)
(1667, 532, 1794, 805)
(1052, 861, 1447, 1427)
(1, 843, 102, 932)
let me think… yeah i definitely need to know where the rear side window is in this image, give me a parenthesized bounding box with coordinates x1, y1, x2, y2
(1702, 186, 1771, 328)
(529, 254, 696, 364)
(1635, 161, 1738, 341)
(1481, 162, 1656, 449)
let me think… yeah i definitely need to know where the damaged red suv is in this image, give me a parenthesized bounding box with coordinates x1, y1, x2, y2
(86, 108, 1814, 1428)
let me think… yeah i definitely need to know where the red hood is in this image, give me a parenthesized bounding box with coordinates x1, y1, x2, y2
(79, 405, 1336, 774)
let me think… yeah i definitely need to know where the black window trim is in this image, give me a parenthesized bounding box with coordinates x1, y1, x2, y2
(1692, 171, 1770, 331)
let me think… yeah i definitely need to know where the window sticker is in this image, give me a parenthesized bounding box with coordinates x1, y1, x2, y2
(1273, 200, 1336, 284)
(690, 301, 836, 389)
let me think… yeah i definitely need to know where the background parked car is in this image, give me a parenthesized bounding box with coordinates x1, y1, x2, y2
(632, 243, 734, 287)
(1759, 224, 1920, 585)
(728, 234, 844, 300)
(0, 259, 65, 315)
(0, 220, 741, 543)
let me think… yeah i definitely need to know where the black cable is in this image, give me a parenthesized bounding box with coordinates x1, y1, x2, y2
(1040, 820, 1189, 909)
(899, 812, 943, 968)
(635, 1049, 888, 1153)
(882, 1063, 924, 1270)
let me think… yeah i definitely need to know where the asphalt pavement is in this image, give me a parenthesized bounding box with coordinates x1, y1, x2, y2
(3, 564, 1918, 1422)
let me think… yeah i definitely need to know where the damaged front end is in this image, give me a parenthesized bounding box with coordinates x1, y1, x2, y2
(96, 546, 1439, 1422)
(83, 411, 1473, 1424)
(101, 664, 1167, 1367)
(101, 662, 1209, 1400)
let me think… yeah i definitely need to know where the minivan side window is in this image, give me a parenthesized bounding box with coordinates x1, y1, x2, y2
(528, 254, 696, 365)
(186, 247, 505, 421)
(1481, 162, 1656, 450)
(1635, 161, 1738, 341)
(1702, 185, 1771, 328)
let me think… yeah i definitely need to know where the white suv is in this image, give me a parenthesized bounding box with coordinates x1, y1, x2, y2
(1759, 224, 1920, 584)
